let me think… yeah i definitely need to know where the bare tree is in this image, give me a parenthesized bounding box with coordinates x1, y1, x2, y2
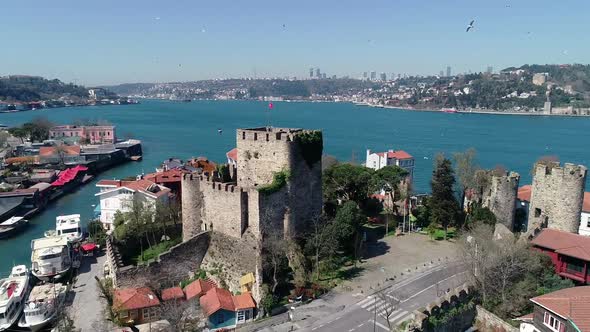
(305, 215, 339, 281)
(262, 229, 288, 294)
(157, 298, 203, 332)
(376, 289, 401, 331)
(453, 148, 479, 209)
(55, 144, 70, 167)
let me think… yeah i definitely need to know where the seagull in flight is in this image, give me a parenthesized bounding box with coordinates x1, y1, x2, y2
(466, 20, 475, 32)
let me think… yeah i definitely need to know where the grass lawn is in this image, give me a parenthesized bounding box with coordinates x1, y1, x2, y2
(135, 238, 182, 264)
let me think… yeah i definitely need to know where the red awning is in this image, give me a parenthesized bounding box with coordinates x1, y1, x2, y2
(81, 243, 97, 251)
(51, 165, 89, 186)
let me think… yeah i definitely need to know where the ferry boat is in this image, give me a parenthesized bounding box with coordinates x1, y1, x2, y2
(0, 265, 30, 331)
(441, 107, 459, 113)
(45, 214, 83, 243)
(18, 282, 67, 332)
(31, 236, 72, 281)
(0, 217, 28, 239)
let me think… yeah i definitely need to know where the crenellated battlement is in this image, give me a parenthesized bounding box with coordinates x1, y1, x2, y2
(237, 127, 304, 143)
(534, 161, 587, 179)
(182, 173, 243, 193)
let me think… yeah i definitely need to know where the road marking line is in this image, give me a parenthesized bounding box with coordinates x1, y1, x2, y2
(357, 323, 365, 328)
(357, 298, 373, 307)
(311, 324, 324, 331)
(387, 294, 400, 301)
(363, 298, 384, 310)
(389, 310, 408, 322)
(369, 319, 390, 331)
(379, 308, 401, 318)
(360, 298, 378, 309)
(401, 271, 468, 303)
(348, 329, 355, 332)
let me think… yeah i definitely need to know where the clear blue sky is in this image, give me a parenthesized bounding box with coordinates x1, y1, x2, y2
(0, 0, 588, 85)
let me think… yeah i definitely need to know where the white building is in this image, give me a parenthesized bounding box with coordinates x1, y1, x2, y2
(366, 149, 415, 183)
(95, 178, 171, 231)
(579, 192, 590, 236)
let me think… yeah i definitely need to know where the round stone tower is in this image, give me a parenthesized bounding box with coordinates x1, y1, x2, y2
(528, 162, 587, 233)
(181, 173, 204, 241)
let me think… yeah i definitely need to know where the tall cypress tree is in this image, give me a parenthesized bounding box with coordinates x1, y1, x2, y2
(429, 154, 460, 237)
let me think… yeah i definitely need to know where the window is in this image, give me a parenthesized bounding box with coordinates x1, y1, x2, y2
(587, 216, 590, 228)
(142, 308, 150, 319)
(130, 310, 138, 319)
(534, 208, 541, 217)
(237, 310, 245, 322)
(543, 312, 562, 332)
(120, 311, 129, 318)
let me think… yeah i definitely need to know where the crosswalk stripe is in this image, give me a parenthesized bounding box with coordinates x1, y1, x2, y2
(394, 313, 413, 325)
(389, 310, 408, 323)
(357, 298, 373, 307)
(363, 299, 385, 310)
(379, 308, 401, 318)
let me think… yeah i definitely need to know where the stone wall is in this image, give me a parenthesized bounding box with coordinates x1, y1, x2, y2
(409, 285, 475, 332)
(181, 173, 203, 241)
(108, 232, 211, 289)
(528, 162, 587, 233)
(475, 306, 518, 332)
(199, 230, 263, 302)
(481, 172, 520, 231)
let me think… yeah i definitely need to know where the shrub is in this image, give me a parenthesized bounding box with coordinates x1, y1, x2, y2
(258, 170, 290, 195)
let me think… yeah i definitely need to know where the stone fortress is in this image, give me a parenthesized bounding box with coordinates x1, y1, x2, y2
(181, 127, 323, 301)
(527, 161, 587, 233)
(466, 170, 521, 231)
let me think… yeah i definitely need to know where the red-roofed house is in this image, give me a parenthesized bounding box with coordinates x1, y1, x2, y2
(226, 148, 238, 168)
(95, 178, 171, 231)
(184, 279, 216, 301)
(365, 149, 415, 183)
(113, 287, 160, 325)
(161, 286, 185, 302)
(519, 286, 590, 332)
(579, 192, 590, 237)
(531, 229, 590, 284)
(38, 145, 83, 165)
(199, 288, 256, 330)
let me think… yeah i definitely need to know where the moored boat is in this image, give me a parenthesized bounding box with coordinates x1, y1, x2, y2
(31, 236, 72, 281)
(18, 282, 67, 332)
(441, 107, 459, 113)
(0, 217, 28, 239)
(0, 265, 30, 331)
(45, 214, 83, 243)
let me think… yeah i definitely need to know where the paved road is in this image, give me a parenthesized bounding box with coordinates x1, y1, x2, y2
(68, 252, 110, 331)
(300, 262, 468, 332)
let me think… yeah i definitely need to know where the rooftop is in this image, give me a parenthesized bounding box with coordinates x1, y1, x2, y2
(161, 286, 184, 301)
(199, 287, 256, 317)
(531, 229, 590, 261)
(38, 145, 81, 157)
(372, 149, 413, 160)
(531, 286, 590, 331)
(226, 148, 238, 161)
(183, 279, 216, 301)
(113, 287, 160, 311)
(518, 185, 532, 202)
(96, 178, 171, 198)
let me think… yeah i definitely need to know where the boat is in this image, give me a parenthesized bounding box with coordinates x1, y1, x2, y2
(45, 215, 83, 243)
(0, 217, 28, 239)
(441, 108, 459, 113)
(0, 265, 30, 331)
(31, 236, 72, 281)
(18, 282, 67, 332)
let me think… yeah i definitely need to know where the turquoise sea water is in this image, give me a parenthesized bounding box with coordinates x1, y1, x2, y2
(0, 99, 589, 273)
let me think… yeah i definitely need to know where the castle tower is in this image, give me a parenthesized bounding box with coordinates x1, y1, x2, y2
(528, 162, 587, 233)
(481, 171, 520, 231)
(236, 127, 323, 237)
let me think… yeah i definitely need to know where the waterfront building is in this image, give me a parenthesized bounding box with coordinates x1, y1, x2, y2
(518, 286, 590, 332)
(199, 287, 256, 330)
(49, 125, 116, 144)
(365, 149, 415, 183)
(531, 229, 590, 284)
(38, 145, 83, 165)
(95, 178, 170, 230)
(113, 287, 160, 325)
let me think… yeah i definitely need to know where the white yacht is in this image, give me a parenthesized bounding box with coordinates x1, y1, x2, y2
(45, 214, 83, 243)
(0, 265, 30, 331)
(31, 236, 72, 281)
(19, 282, 67, 332)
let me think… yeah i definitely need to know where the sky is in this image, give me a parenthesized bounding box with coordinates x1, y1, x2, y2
(0, 0, 588, 86)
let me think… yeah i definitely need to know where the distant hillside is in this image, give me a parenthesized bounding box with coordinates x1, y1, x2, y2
(503, 64, 590, 96)
(0, 75, 90, 102)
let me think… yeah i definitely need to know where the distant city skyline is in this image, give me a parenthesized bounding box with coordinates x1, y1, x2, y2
(0, 0, 587, 85)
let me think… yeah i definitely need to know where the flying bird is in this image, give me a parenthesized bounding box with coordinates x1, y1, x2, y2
(282, 24, 286, 29)
(466, 20, 475, 32)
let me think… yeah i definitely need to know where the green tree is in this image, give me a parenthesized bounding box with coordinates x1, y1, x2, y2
(373, 165, 409, 234)
(333, 201, 366, 260)
(323, 163, 376, 208)
(468, 203, 497, 227)
(429, 154, 460, 237)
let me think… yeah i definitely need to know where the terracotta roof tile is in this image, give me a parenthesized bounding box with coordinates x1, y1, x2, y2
(226, 148, 238, 161)
(518, 185, 532, 202)
(375, 150, 413, 160)
(531, 286, 590, 331)
(183, 279, 216, 301)
(233, 293, 256, 310)
(144, 169, 185, 184)
(161, 287, 184, 301)
(199, 288, 235, 317)
(39, 145, 80, 157)
(97, 178, 171, 198)
(113, 287, 160, 311)
(532, 229, 590, 261)
(96, 179, 121, 187)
